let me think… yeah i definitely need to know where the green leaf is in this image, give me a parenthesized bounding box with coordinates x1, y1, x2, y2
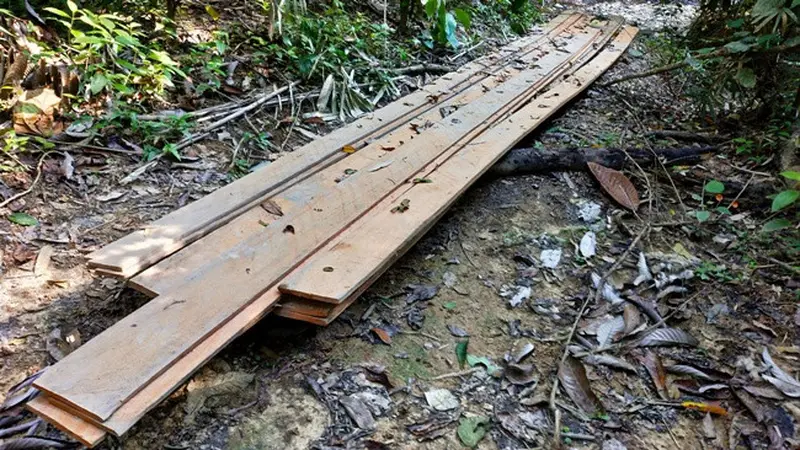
(424, 0, 438, 20)
(715, 206, 732, 215)
(727, 18, 745, 28)
(772, 190, 799, 211)
(43, 7, 71, 18)
(780, 171, 800, 181)
(455, 341, 468, 368)
(8, 212, 38, 226)
(67, 0, 78, 13)
(696, 210, 711, 222)
(724, 40, 752, 53)
(735, 67, 757, 89)
(704, 180, 725, 194)
(443, 301, 457, 310)
(763, 218, 792, 232)
(444, 12, 458, 48)
(453, 8, 471, 29)
(792, 0, 800, 8)
(89, 73, 108, 95)
(457, 416, 489, 448)
(466, 354, 501, 376)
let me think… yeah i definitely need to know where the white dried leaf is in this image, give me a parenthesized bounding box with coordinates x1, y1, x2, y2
(579, 231, 596, 258)
(633, 252, 652, 286)
(540, 248, 562, 269)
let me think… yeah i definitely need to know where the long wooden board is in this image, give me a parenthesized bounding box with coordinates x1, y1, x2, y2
(85, 24, 622, 433)
(26, 396, 107, 447)
(34, 27, 604, 423)
(86, 13, 580, 278)
(127, 18, 598, 297)
(279, 27, 638, 310)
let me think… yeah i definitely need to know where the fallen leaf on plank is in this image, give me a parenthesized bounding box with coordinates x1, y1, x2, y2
(261, 199, 284, 216)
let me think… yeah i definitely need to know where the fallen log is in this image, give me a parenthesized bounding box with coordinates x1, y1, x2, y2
(488, 145, 718, 177)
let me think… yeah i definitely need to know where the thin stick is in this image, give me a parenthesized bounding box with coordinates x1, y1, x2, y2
(548, 225, 649, 412)
(0, 151, 56, 209)
(429, 367, 481, 380)
(727, 173, 754, 209)
(200, 83, 297, 133)
(600, 40, 800, 87)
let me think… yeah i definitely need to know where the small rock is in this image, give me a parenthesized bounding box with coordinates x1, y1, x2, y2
(425, 389, 460, 411)
(447, 324, 469, 337)
(443, 271, 457, 288)
(603, 438, 627, 450)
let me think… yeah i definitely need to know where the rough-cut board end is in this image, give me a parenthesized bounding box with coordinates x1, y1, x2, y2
(277, 283, 347, 305)
(27, 396, 107, 448)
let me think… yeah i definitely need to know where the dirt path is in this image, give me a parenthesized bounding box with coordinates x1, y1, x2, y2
(3, 2, 800, 449)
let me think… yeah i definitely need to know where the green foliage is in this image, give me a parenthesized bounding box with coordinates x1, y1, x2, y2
(468, 0, 542, 37)
(8, 212, 38, 226)
(704, 180, 726, 194)
(42, 2, 183, 101)
(421, 0, 470, 49)
(772, 189, 799, 211)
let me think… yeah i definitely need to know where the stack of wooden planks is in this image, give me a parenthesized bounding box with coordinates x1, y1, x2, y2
(26, 14, 637, 447)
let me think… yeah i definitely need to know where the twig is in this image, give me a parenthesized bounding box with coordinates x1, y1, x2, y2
(201, 83, 297, 133)
(727, 174, 754, 209)
(726, 162, 773, 178)
(0, 151, 56, 209)
(449, 41, 485, 62)
(429, 367, 481, 380)
(385, 63, 454, 75)
(48, 139, 140, 155)
(622, 97, 687, 215)
(600, 40, 800, 87)
(548, 225, 649, 415)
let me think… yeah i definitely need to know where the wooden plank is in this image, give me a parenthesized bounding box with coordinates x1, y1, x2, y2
(128, 18, 595, 297)
(279, 26, 638, 307)
(34, 27, 602, 423)
(86, 13, 581, 278)
(26, 396, 107, 448)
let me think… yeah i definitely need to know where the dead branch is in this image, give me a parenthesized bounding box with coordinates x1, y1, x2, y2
(488, 145, 717, 177)
(386, 63, 454, 75)
(0, 151, 56, 209)
(600, 40, 800, 88)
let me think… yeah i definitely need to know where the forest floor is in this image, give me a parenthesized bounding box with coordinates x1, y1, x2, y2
(2, 1, 799, 450)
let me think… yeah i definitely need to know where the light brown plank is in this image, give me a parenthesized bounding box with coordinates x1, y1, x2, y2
(129, 18, 594, 297)
(34, 27, 602, 423)
(27, 396, 107, 448)
(279, 27, 639, 305)
(86, 13, 580, 278)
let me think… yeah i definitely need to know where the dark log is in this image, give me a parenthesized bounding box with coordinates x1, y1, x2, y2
(488, 145, 718, 177)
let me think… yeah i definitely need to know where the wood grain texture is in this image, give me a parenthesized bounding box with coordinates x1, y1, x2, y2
(34, 27, 601, 423)
(86, 13, 581, 278)
(128, 18, 594, 297)
(130, 22, 592, 295)
(26, 396, 107, 448)
(279, 27, 638, 305)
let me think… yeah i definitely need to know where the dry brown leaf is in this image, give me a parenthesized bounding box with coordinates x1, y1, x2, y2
(12, 87, 65, 137)
(682, 401, 728, 416)
(261, 199, 284, 217)
(558, 356, 603, 415)
(371, 327, 392, 345)
(622, 303, 643, 337)
(587, 162, 640, 211)
(640, 350, 672, 400)
(342, 144, 357, 154)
